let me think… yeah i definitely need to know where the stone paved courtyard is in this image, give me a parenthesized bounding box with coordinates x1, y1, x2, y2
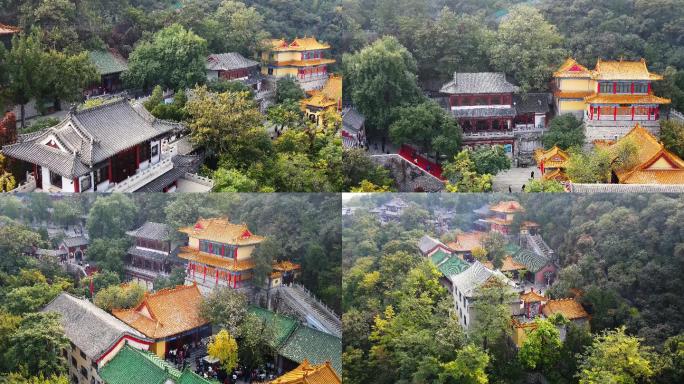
(493, 166, 541, 193)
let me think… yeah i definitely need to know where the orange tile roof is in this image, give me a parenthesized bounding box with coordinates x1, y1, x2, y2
(268, 360, 341, 384)
(542, 168, 569, 181)
(542, 298, 589, 320)
(584, 93, 670, 105)
(484, 217, 513, 226)
(500, 255, 527, 272)
(553, 58, 592, 78)
(534, 146, 569, 169)
(268, 37, 331, 52)
(489, 200, 524, 214)
(275, 58, 336, 67)
(554, 90, 595, 99)
(302, 75, 342, 109)
(520, 290, 546, 303)
(592, 58, 663, 81)
(447, 231, 485, 252)
(112, 284, 208, 339)
(178, 246, 256, 271)
(610, 124, 684, 184)
(522, 221, 539, 228)
(178, 218, 265, 246)
(0, 23, 20, 36)
(273, 260, 301, 272)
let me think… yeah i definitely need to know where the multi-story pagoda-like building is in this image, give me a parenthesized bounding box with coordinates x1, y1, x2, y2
(553, 58, 671, 142)
(125, 222, 183, 289)
(261, 37, 336, 91)
(178, 218, 265, 292)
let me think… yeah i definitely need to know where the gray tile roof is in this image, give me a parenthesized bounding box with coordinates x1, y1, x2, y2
(88, 50, 128, 76)
(418, 235, 444, 254)
(449, 261, 495, 298)
(451, 106, 517, 118)
(2, 100, 181, 178)
(342, 108, 365, 133)
(42, 293, 149, 360)
(126, 222, 172, 241)
(206, 53, 258, 71)
(440, 72, 520, 94)
(514, 93, 551, 114)
(62, 235, 89, 248)
(127, 246, 168, 261)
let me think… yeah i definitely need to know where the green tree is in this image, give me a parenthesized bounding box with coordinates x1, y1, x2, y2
(443, 151, 493, 192)
(470, 278, 516, 351)
(0, 153, 17, 192)
(660, 119, 684, 159)
(342, 149, 393, 192)
(489, 6, 566, 92)
(51, 199, 82, 227)
(542, 114, 585, 150)
(267, 100, 302, 133)
(526, 179, 565, 193)
(576, 327, 654, 384)
(275, 75, 306, 104)
(85, 238, 128, 278)
(481, 231, 507, 270)
(236, 312, 274, 370)
(0, 225, 44, 274)
(439, 344, 490, 384)
(86, 194, 137, 240)
(205, 0, 268, 56)
(123, 24, 208, 90)
(152, 267, 187, 291)
(343, 36, 422, 140)
(657, 334, 684, 384)
(518, 318, 562, 372)
(199, 287, 248, 337)
(5, 312, 69, 378)
(471, 146, 511, 176)
(208, 329, 239, 373)
(93, 283, 145, 312)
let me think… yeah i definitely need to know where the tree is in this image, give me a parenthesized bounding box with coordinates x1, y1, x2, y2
(94, 283, 145, 312)
(481, 231, 507, 270)
(542, 114, 585, 150)
(439, 344, 490, 384)
(0, 225, 44, 274)
(153, 267, 187, 291)
(51, 199, 82, 227)
(525, 179, 565, 193)
(470, 278, 516, 351)
(236, 312, 274, 370)
(275, 76, 305, 104)
(660, 119, 684, 159)
(350, 180, 391, 192)
(389, 100, 461, 161)
(0, 153, 16, 192)
(205, 0, 268, 56)
(186, 86, 272, 169)
(207, 329, 239, 372)
(399, 205, 430, 229)
(471, 146, 511, 176)
(5, 312, 69, 378)
(657, 334, 684, 384)
(566, 148, 613, 183)
(86, 194, 137, 240)
(489, 6, 566, 92)
(1, 373, 69, 384)
(212, 168, 259, 193)
(576, 327, 654, 384)
(518, 318, 562, 373)
(86, 238, 128, 277)
(342, 149, 394, 192)
(123, 24, 208, 90)
(343, 36, 422, 139)
(443, 151, 493, 192)
(199, 288, 248, 336)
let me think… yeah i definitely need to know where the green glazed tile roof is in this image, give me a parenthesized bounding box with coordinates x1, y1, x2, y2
(99, 345, 216, 384)
(277, 325, 342, 375)
(512, 248, 549, 272)
(88, 50, 128, 75)
(248, 306, 298, 349)
(437, 256, 470, 277)
(430, 249, 449, 265)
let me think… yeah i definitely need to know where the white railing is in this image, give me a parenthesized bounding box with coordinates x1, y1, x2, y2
(670, 110, 684, 123)
(10, 173, 37, 193)
(462, 130, 514, 138)
(182, 172, 214, 188)
(110, 157, 174, 192)
(513, 124, 545, 132)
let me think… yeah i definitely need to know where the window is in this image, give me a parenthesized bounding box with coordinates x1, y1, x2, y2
(634, 83, 648, 94)
(80, 175, 91, 191)
(616, 82, 631, 94)
(150, 143, 159, 158)
(71, 357, 77, 367)
(80, 366, 88, 378)
(599, 82, 613, 93)
(94, 164, 109, 185)
(49, 170, 63, 189)
(80, 350, 86, 359)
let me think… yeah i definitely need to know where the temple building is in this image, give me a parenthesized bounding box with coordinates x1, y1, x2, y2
(59, 235, 89, 263)
(448, 231, 486, 262)
(43, 293, 152, 384)
(440, 73, 552, 163)
(476, 200, 525, 235)
(597, 123, 684, 184)
(99, 344, 214, 384)
(125, 222, 182, 289)
(534, 146, 570, 181)
(418, 235, 452, 257)
(178, 218, 265, 292)
(261, 37, 335, 91)
(112, 284, 211, 359)
(0, 23, 20, 48)
(86, 50, 129, 97)
(553, 58, 671, 142)
(341, 107, 366, 149)
(301, 74, 342, 126)
(270, 260, 302, 287)
(1, 99, 209, 193)
(268, 360, 341, 384)
(206, 52, 262, 91)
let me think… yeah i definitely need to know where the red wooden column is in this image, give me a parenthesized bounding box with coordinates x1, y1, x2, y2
(613, 106, 617, 121)
(597, 106, 601, 120)
(135, 144, 140, 169)
(647, 107, 651, 120)
(73, 177, 79, 193)
(631, 106, 635, 120)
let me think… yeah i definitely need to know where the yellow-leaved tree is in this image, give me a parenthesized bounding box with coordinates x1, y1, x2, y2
(0, 153, 16, 192)
(208, 329, 239, 373)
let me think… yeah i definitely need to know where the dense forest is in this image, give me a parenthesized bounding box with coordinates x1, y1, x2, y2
(342, 193, 684, 383)
(0, 193, 341, 382)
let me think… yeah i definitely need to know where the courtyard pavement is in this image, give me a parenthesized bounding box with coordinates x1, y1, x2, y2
(493, 166, 541, 193)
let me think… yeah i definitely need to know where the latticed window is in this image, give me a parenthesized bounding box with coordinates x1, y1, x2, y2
(599, 82, 613, 93)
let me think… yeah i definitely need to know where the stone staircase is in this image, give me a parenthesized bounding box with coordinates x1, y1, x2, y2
(278, 283, 342, 338)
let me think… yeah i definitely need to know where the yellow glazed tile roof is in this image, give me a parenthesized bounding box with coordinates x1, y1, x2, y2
(268, 360, 341, 384)
(178, 218, 265, 246)
(542, 298, 589, 320)
(178, 246, 256, 271)
(273, 260, 301, 272)
(490, 200, 524, 213)
(553, 58, 592, 78)
(534, 146, 569, 169)
(554, 90, 595, 99)
(584, 93, 671, 105)
(275, 58, 336, 67)
(592, 58, 663, 81)
(112, 284, 208, 339)
(302, 75, 342, 108)
(520, 290, 547, 303)
(448, 231, 485, 252)
(542, 168, 569, 181)
(268, 37, 331, 52)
